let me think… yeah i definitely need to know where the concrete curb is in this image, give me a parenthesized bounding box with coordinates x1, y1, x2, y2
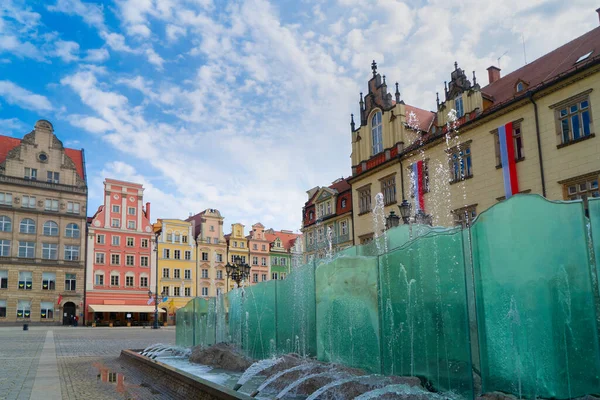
(120, 349, 252, 400)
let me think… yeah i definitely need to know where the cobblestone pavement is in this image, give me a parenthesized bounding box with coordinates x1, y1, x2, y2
(0, 326, 181, 400)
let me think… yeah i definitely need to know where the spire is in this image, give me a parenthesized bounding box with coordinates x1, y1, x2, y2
(436, 92, 440, 108)
(444, 81, 448, 98)
(359, 92, 364, 110)
(371, 60, 377, 77)
(472, 70, 477, 86)
(382, 75, 386, 85)
(454, 61, 458, 71)
(395, 82, 400, 103)
(350, 114, 355, 131)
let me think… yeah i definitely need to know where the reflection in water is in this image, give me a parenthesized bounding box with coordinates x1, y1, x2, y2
(93, 362, 138, 396)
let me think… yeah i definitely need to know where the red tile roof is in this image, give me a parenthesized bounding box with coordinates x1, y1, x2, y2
(306, 177, 351, 207)
(264, 231, 300, 251)
(482, 26, 600, 108)
(405, 104, 436, 132)
(0, 134, 85, 180)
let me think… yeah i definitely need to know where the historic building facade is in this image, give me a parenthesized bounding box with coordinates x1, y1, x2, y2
(247, 223, 270, 284)
(0, 120, 87, 324)
(264, 229, 301, 279)
(302, 177, 354, 261)
(224, 223, 249, 289)
(155, 218, 196, 325)
(187, 209, 227, 297)
(350, 21, 600, 238)
(85, 179, 157, 326)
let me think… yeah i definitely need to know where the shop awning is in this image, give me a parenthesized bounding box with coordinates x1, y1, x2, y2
(88, 305, 166, 313)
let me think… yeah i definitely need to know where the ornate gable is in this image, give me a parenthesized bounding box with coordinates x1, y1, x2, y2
(359, 61, 394, 127)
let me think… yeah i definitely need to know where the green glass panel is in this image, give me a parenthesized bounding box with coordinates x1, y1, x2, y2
(215, 294, 229, 343)
(228, 290, 244, 348)
(472, 195, 600, 398)
(276, 262, 316, 357)
(316, 256, 381, 373)
(243, 280, 278, 359)
(589, 198, 600, 274)
(379, 229, 473, 396)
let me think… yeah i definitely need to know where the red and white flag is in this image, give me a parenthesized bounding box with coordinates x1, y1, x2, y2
(57, 294, 63, 305)
(147, 297, 154, 305)
(412, 160, 425, 211)
(498, 122, 519, 199)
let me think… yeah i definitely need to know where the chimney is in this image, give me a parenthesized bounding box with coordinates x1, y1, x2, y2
(597, 7, 600, 24)
(145, 202, 151, 220)
(487, 66, 501, 84)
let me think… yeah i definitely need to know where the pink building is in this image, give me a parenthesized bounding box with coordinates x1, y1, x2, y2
(84, 179, 160, 326)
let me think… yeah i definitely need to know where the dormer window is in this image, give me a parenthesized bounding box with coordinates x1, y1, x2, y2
(371, 111, 383, 155)
(516, 82, 524, 93)
(454, 96, 464, 118)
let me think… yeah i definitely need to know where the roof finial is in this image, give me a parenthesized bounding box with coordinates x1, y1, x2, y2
(350, 114, 355, 131)
(444, 81, 448, 97)
(454, 61, 458, 70)
(359, 92, 364, 109)
(382, 75, 386, 85)
(371, 60, 377, 77)
(395, 82, 400, 103)
(436, 92, 440, 108)
(472, 70, 477, 86)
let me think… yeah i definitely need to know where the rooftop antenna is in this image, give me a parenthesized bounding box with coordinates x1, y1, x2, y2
(522, 33, 528, 64)
(497, 50, 508, 69)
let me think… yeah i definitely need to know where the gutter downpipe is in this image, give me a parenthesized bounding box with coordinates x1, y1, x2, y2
(528, 92, 547, 197)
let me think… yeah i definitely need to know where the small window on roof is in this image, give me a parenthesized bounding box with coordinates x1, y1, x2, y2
(575, 51, 593, 64)
(516, 82, 524, 92)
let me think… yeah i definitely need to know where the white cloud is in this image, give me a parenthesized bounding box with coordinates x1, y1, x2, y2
(53, 40, 80, 62)
(0, 117, 25, 135)
(144, 47, 165, 69)
(0, 35, 45, 61)
(47, 0, 105, 30)
(85, 48, 109, 63)
(165, 24, 186, 41)
(0, 81, 53, 111)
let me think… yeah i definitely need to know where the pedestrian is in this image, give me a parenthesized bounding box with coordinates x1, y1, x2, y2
(74, 315, 79, 327)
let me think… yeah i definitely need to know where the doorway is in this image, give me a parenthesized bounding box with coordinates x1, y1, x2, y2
(62, 302, 76, 325)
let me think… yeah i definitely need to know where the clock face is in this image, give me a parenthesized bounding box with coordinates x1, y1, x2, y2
(113, 194, 119, 200)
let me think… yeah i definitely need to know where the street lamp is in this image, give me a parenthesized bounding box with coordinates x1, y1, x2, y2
(385, 210, 400, 230)
(398, 199, 412, 224)
(225, 255, 251, 287)
(152, 224, 162, 329)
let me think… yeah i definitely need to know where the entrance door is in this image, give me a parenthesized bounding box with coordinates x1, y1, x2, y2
(62, 302, 76, 325)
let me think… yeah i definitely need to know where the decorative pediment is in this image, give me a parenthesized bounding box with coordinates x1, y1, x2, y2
(317, 190, 333, 201)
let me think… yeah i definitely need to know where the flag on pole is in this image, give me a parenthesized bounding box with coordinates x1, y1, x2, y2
(498, 122, 519, 199)
(147, 297, 154, 305)
(57, 294, 63, 306)
(412, 160, 425, 211)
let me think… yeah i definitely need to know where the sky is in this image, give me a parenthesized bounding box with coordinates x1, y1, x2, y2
(0, 0, 597, 233)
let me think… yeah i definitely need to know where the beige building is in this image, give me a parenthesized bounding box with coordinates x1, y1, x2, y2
(187, 209, 228, 296)
(350, 22, 600, 240)
(0, 120, 87, 324)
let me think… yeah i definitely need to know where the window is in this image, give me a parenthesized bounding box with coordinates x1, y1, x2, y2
(95, 252, 105, 264)
(326, 201, 332, 215)
(43, 221, 59, 236)
(0, 240, 9, 257)
(174, 269, 181, 279)
(20, 218, 35, 234)
(281, 258, 286, 266)
(140, 256, 149, 267)
(64, 245, 79, 261)
(262, 274, 267, 281)
(40, 301, 54, 319)
(493, 121, 524, 166)
(233, 241, 238, 248)
(111, 219, 120, 228)
(182, 235, 188, 243)
(111, 236, 120, 246)
(216, 270, 223, 279)
(455, 95, 464, 118)
(44, 199, 59, 211)
(128, 207, 136, 215)
(210, 225, 215, 232)
(0, 216, 11, 232)
(163, 249, 170, 259)
(126, 276, 134, 287)
(126, 237, 134, 247)
(127, 221, 135, 229)
(308, 232, 314, 245)
(141, 239, 149, 248)
(173, 286, 181, 296)
(253, 273, 258, 283)
(24, 167, 37, 180)
(202, 252, 209, 261)
(95, 274, 104, 286)
(261, 257, 266, 266)
(17, 300, 30, 318)
(272, 272, 279, 280)
(358, 186, 372, 214)
(371, 111, 383, 155)
(65, 223, 80, 238)
(42, 243, 58, 260)
(564, 175, 600, 213)
(253, 256, 258, 265)
(65, 273, 77, 290)
(163, 268, 170, 278)
(558, 98, 592, 144)
(174, 234, 180, 242)
(67, 202, 80, 214)
(318, 203, 325, 218)
(126, 255, 134, 266)
(162, 286, 169, 296)
(140, 276, 148, 288)
(110, 274, 119, 286)
(174, 250, 180, 260)
(216, 254, 223, 262)
(97, 234, 105, 244)
(184, 269, 191, 280)
(341, 220, 348, 236)
(185, 287, 191, 296)
(516, 82, 524, 93)
(18, 271, 32, 290)
(252, 243, 257, 250)
(22, 195, 36, 208)
(317, 228, 324, 243)
(449, 144, 473, 183)
(18, 241, 34, 258)
(0, 270, 6, 289)
(0, 300, 5, 318)
(240, 242, 244, 248)
(0, 193, 12, 206)
(42, 272, 56, 290)
(112, 205, 120, 213)
(202, 269, 209, 278)
(380, 175, 396, 205)
(341, 199, 347, 209)
(272, 257, 278, 266)
(453, 205, 477, 228)
(261, 244, 266, 251)
(185, 251, 191, 260)
(111, 254, 120, 265)
(47, 171, 59, 184)
(201, 287, 208, 296)
(166, 233, 173, 241)
(281, 273, 286, 280)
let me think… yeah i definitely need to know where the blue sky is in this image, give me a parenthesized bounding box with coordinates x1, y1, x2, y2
(0, 0, 597, 232)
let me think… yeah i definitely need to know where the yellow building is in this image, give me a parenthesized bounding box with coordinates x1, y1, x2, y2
(350, 23, 600, 240)
(225, 223, 249, 290)
(187, 209, 228, 297)
(155, 219, 196, 325)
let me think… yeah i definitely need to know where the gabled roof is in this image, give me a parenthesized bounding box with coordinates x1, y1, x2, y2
(482, 26, 600, 107)
(405, 104, 436, 132)
(306, 177, 351, 207)
(265, 231, 300, 251)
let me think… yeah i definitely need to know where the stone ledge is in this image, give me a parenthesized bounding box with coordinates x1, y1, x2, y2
(120, 349, 251, 400)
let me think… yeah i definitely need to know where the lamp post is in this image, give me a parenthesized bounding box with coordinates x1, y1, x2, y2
(225, 255, 251, 287)
(397, 199, 433, 226)
(152, 225, 162, 329)
(398, 199, 412, 225)
(385, 210, 401, 230)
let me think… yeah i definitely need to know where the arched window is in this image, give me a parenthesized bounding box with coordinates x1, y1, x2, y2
(66, 223, 80, 238)
(43, 221, 59, 236)
(371, 111, 383, 155)
(516, 82, 524, 92)
(0, 216, 11, 232)
(20, 218, 36, 234)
